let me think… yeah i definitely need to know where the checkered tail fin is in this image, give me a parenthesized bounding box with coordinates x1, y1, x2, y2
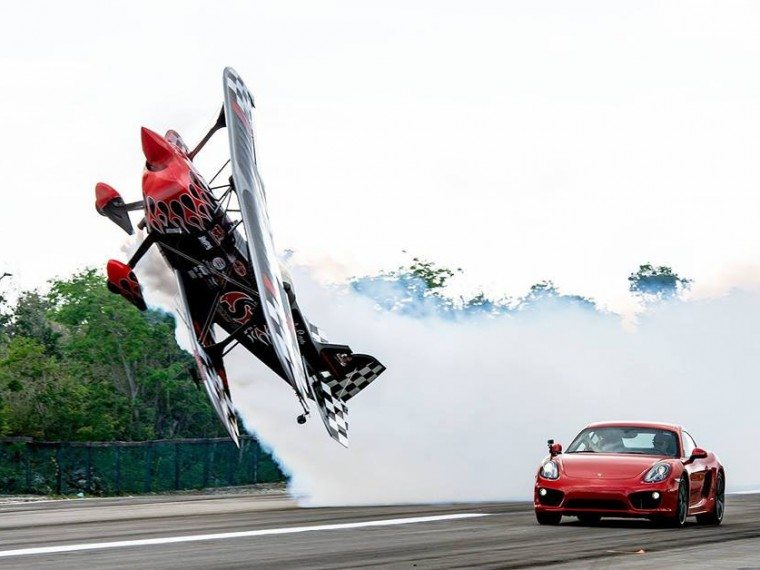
(329, 354, 386, 402)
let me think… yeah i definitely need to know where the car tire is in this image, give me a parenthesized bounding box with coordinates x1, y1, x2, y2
(667, 477, 689, 528)
(697, 471, 725, 526)
(536, 511, 562, 525)
(577, 514, 601, 525)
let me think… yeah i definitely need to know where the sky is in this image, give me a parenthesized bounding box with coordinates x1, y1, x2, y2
(2, 1, 760, 312)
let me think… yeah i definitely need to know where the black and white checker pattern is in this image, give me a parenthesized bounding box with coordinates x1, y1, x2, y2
(335, 361, 386, 402)
(193, 347, 240, 447)
(311, 371, 349, 447)
(307, 321, 330, 345)
(225, 67, 255, 113)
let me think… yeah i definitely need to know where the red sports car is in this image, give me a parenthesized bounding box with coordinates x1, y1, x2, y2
(534, 421, 725, 527)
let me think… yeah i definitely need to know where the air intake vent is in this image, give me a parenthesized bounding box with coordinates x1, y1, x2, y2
(629, 491, 662, 510)
(564, 499, 626, 510)
(538, 488, 564, 507)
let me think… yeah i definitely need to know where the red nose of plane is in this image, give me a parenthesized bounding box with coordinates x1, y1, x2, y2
(141, 127, 175, 170)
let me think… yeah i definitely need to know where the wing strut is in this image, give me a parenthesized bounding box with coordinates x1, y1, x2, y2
(189, 106, 226, 160)
(158, 242, 260, 298)
(127, 232, 157, 268)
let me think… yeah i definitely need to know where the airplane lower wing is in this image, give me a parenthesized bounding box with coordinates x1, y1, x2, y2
(175, 271, 240, 446)
(310, 371, 349, 447)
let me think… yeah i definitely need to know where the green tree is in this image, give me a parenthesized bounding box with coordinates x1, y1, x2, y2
(628, 264, 692, 301)
(7, 291, 61, 355)
(0, 269, 224, 442)
(0, 273, 12, 344)
(400, 257, 461, 291)
(47, 269, 223, 441)
(0, 337, 99, 440)
(516, 280, 596, 311)
(350, 256, 464, 316)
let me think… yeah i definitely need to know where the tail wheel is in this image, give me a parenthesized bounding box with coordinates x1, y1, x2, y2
(536, 511, 562, 525)
(697, 471, 725, 526)
(669, 478, 689, 528)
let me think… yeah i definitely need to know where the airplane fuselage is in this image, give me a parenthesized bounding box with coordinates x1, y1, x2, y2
(140, 128, 316, 387)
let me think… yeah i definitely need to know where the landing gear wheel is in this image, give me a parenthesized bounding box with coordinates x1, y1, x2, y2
(668, 478, 689, 528)
(296, 414, 307, 425)
(577, 514, 601, 525)
(536, 511, 562, 525)
(697, 472, 725, 526)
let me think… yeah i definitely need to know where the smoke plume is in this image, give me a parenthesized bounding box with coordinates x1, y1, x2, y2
(131, 236, 760, 505)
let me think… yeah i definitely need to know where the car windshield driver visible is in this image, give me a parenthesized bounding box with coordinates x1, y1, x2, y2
(565, 427, 680, 457)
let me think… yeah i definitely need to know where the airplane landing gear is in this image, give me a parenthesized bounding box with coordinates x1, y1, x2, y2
(297, 414, 307, 425)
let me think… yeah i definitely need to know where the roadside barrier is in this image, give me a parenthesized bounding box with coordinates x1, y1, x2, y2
(0, 436, 285, 495)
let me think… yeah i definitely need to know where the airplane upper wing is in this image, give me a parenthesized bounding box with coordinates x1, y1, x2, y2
(222, 67, 311, 406)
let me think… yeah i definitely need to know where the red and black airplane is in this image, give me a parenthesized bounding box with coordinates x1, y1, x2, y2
(96, 68, 385, 447)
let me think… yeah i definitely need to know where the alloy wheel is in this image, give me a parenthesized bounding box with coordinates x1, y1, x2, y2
(677, 479, 688, 526)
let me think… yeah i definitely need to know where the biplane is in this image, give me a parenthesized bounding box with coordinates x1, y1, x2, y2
(95, 68, 385, 447)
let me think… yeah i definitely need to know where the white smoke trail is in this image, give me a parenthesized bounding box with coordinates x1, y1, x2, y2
(129, 237, 760, 505)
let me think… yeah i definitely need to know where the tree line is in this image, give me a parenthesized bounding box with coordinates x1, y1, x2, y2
(0, 262, 688, 442)
(351, 257, 691, 317)
(0, 270, 224, 441)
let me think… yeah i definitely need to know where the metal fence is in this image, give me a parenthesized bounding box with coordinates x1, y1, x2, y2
(0, 436, 285, 496)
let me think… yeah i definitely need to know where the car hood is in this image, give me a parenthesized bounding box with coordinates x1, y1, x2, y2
(560, 453, 664, 480)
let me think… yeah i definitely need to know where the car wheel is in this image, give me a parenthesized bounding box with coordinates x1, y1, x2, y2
(668, 478, 689, 528)
(536, 511, 562, 525)
(577, 514, 601, 525)
(697, 471, 725, 526)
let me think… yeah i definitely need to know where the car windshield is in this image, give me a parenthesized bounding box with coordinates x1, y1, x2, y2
(566, 426, 680, 457)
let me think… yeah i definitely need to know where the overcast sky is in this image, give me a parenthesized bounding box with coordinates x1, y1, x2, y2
(2, 1, 760, 311)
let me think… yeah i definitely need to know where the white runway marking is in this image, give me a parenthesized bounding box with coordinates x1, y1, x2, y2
(0, 513, 489, 558)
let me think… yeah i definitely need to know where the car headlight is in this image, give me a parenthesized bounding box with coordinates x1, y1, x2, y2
(540, 460, 559, 480)
(643, 463, 671, 483)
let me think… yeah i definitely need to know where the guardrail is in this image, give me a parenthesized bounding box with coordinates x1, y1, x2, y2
(0, 436, 285, 496)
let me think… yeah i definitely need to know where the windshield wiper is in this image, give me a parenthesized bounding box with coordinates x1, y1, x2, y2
(569, 450, 597, 453)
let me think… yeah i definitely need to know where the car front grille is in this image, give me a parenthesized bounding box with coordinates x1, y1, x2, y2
(564, 499, 627, 510)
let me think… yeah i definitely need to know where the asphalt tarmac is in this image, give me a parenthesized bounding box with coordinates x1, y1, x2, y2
(0, 490, 757, 568)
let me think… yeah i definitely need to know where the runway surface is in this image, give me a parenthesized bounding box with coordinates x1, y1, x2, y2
(0, 490, 758, 568)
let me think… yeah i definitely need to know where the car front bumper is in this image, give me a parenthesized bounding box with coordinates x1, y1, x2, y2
(534, 476, 681, 518)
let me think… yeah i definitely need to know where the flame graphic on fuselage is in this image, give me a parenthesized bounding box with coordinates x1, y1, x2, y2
(141, 128, 216, 235)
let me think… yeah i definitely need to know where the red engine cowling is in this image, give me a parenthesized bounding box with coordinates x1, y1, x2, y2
(141, 127, 215, 234)
(106, 260, 147, 311)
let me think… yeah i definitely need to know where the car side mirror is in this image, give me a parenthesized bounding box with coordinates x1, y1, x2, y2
(548, 439, 562, 457)
(689, 447, 708, 461)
